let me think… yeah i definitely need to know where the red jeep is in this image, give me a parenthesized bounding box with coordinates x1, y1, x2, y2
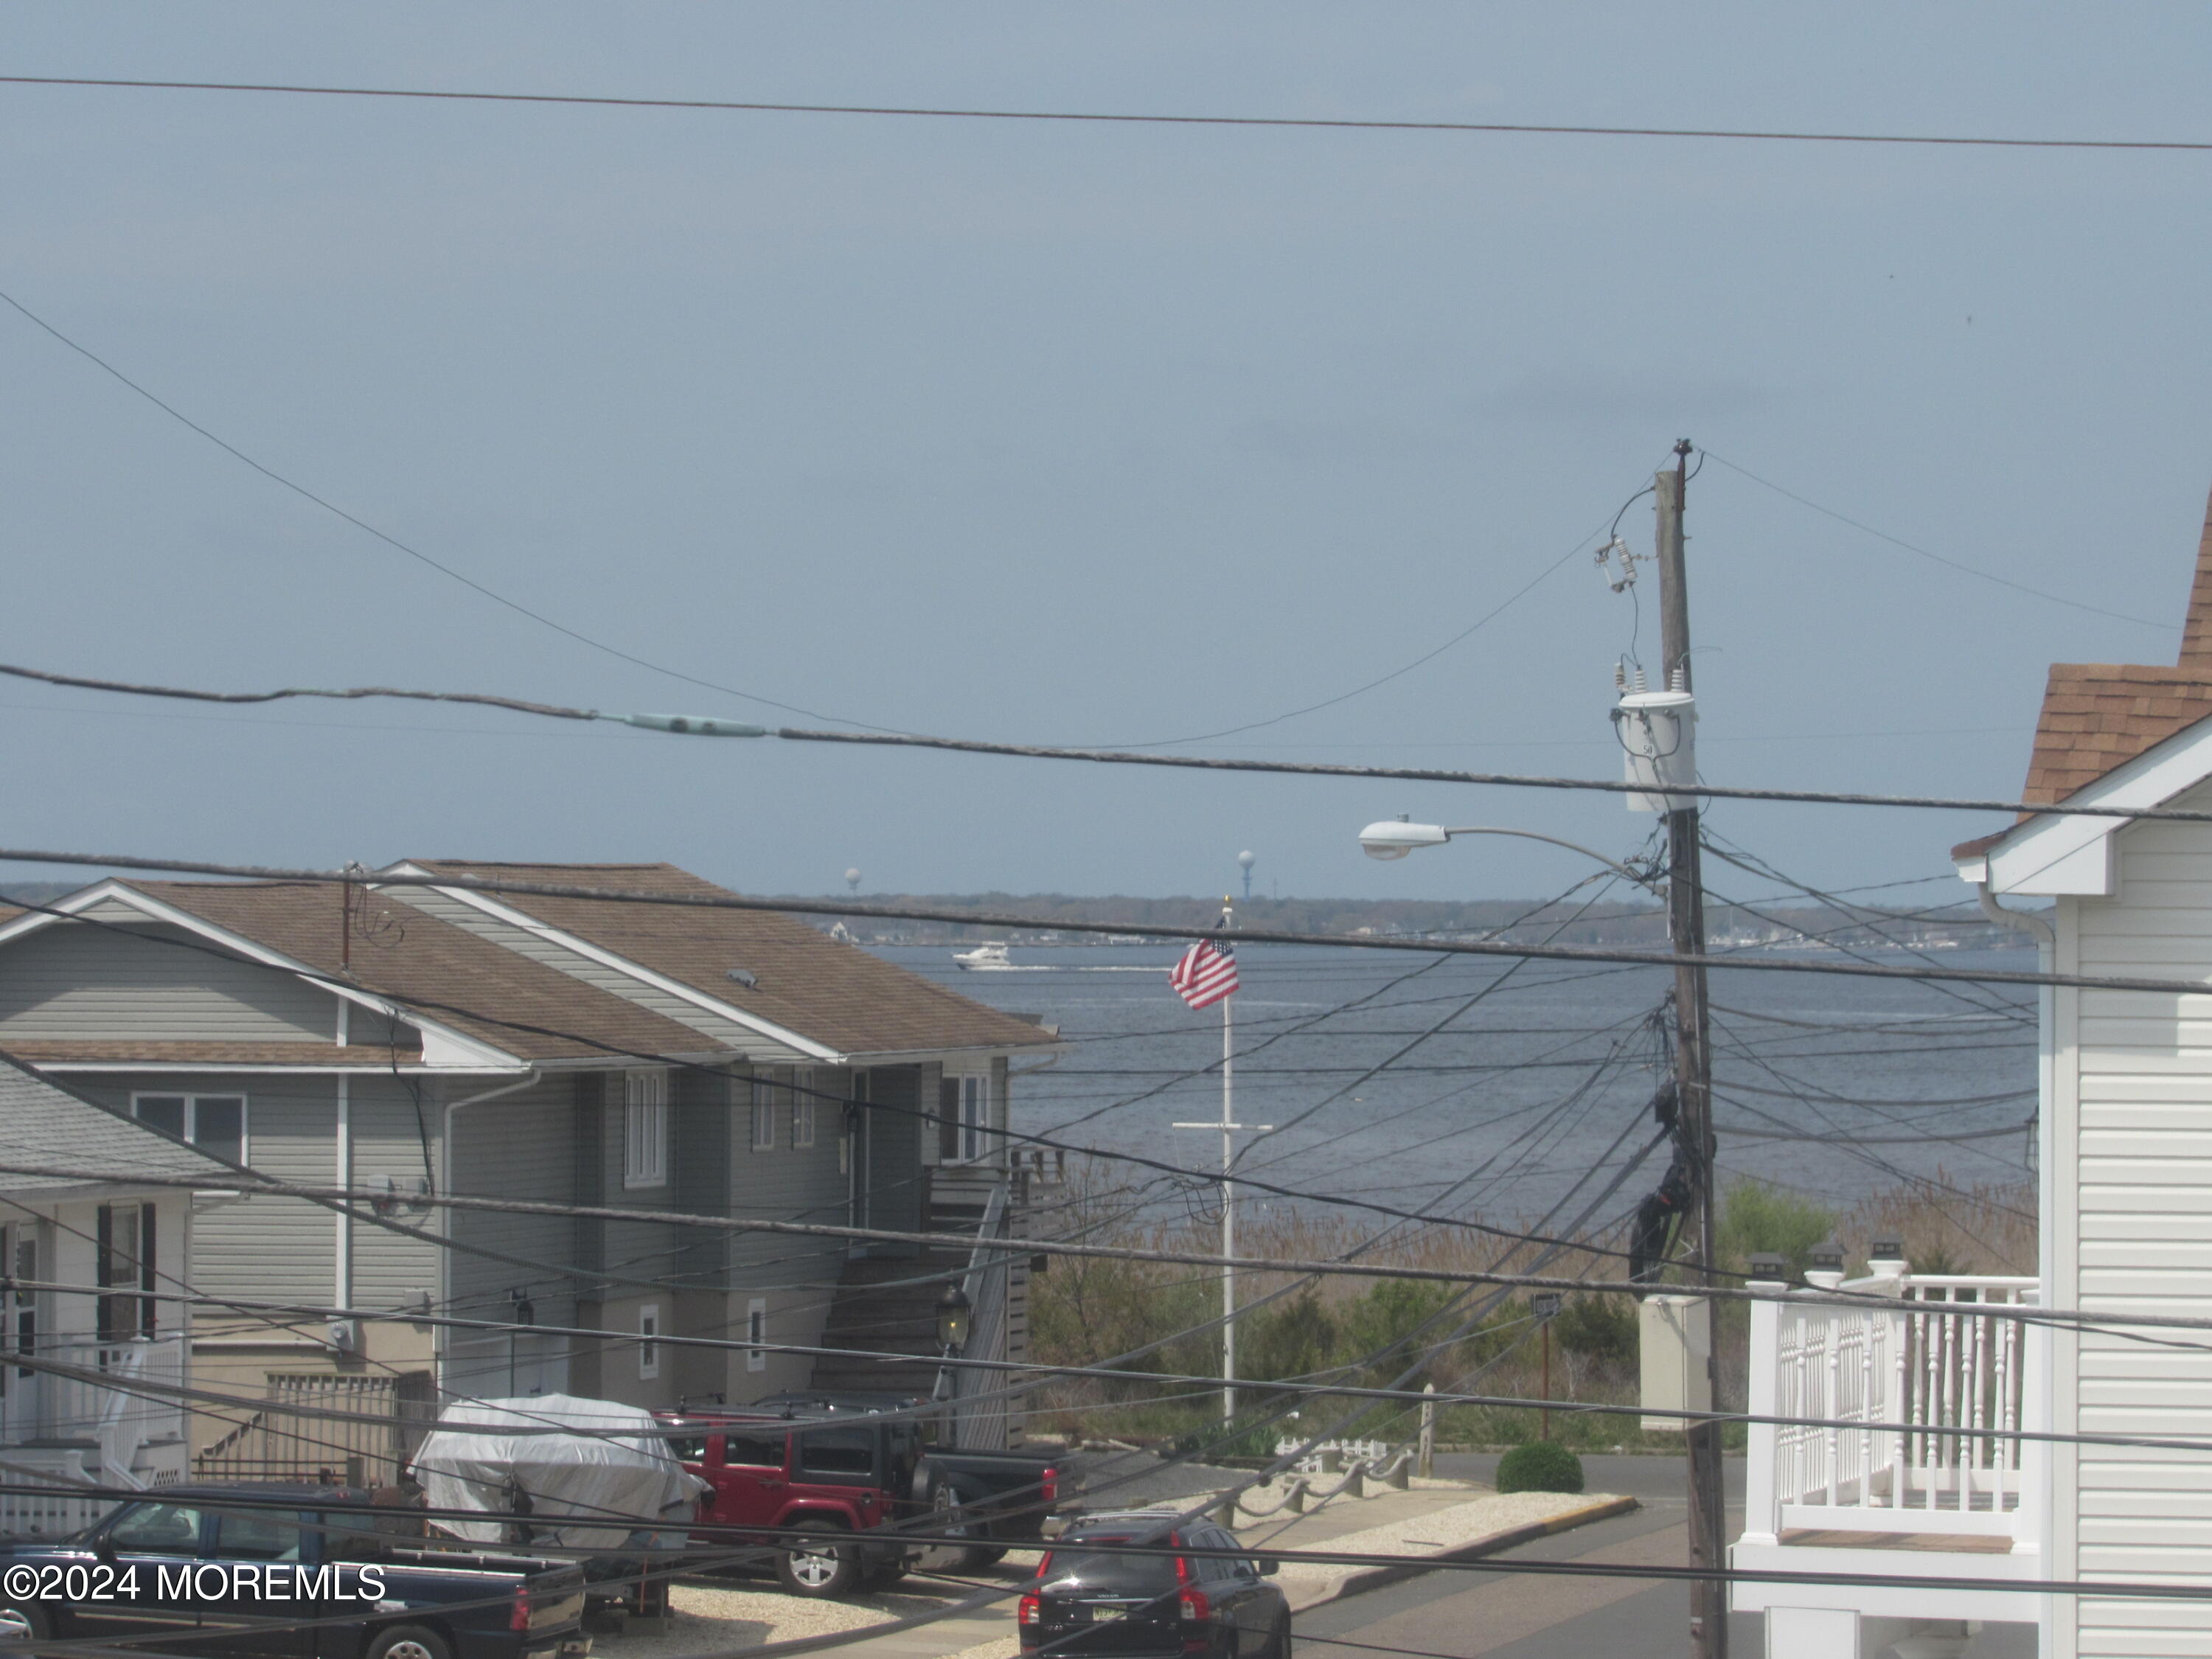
(658, 1411, 923, 1599)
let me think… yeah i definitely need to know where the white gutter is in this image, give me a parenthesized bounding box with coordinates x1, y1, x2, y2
(1977, 880, 2056, 947)
(436, 1071, 542, 1388)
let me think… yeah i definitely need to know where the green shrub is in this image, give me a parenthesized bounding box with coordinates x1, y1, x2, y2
(1495, 1441, 1585, 1495)
(1718, 1179, 1837, 1279)
(1551, 1294, 1636, 1366)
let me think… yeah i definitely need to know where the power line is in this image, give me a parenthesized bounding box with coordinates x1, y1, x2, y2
(0, 655, 2189, 827)
(0, 1155, 2191, 1337)
(0, 851, 2166, 1002)
(1699, 449, 2177, 630)
(0, 291, 893, 731)
(6, 73, 2212, 155)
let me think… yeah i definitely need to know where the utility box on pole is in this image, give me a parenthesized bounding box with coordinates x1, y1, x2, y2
(1638, 1293, 1713, 1433)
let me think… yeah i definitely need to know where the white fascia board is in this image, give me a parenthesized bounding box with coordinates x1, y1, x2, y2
(1951, 854, 1989, 885)
(1981, 717, 2212, 897)
(1, 882, 522, 1072)
(845, 1043, 1071, 1066)
(383, 865, 841, 1062)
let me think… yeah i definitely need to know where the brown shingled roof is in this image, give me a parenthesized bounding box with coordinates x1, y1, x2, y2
(1959, 481, 2212, 860)
(125, 881, 718, 1064)
(408, 860, 1058, 1058)
(2017, 663, 2212, 807)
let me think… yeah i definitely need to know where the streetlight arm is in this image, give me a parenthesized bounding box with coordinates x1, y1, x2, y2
(1357, 818, 1659, 891)
(1435, 827, 1661, 891)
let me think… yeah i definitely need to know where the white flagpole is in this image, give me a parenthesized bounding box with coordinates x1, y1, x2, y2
(1222, 962, 1236, 1426)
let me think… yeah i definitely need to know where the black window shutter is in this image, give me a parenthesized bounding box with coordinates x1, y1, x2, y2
(139, 1203, 158, 1335)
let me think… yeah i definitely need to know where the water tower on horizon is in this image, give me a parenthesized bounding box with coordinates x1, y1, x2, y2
(1237, 849, 1255, 900)
(844, 867, 862, 894)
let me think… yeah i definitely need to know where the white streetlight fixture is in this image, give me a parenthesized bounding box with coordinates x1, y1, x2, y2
(1356, 818, 1660, 891)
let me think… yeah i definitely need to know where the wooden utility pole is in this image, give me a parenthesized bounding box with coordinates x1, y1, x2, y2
(1656, 439, 1728, 1657)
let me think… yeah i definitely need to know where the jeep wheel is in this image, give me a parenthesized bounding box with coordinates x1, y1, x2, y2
(776, 1520, 863, 1599)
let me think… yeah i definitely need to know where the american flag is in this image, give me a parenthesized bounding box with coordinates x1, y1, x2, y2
(1169, 937, 1239, 1010)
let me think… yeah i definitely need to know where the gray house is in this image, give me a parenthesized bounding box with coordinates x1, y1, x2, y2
(0, 861, 1059, 1475)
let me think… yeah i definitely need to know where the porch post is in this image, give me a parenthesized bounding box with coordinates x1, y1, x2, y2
(1740, 1267, 1784, 1549)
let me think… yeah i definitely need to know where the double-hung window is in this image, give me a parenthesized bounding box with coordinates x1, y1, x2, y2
(943, 1071, 991, 1163)
(625, 1069, 669, 1189)
(749, 1074, 779, 1152)
(638, 1304, 661, 1380)
(792, 1071, 816, 1150)
(131, 1093, 246, 1164)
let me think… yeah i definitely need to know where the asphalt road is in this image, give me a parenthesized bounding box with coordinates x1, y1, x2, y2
(1295, 1455, 1761, 1659)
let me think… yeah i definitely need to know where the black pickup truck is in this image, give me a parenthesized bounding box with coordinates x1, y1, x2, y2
(0, 1484, 589, 1659)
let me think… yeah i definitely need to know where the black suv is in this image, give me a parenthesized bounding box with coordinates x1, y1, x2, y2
(1020, 1513, 1290, 1659)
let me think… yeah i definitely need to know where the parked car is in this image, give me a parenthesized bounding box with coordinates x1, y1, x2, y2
(750, 1391, 1083, 1568)
(1020, 1512, 1290, 1659)
(658, 1397, 1080, 1596)
(0, 1484, 590, 1659)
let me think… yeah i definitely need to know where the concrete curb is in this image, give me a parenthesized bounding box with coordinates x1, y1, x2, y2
(1287, 1494, 1641, 1610)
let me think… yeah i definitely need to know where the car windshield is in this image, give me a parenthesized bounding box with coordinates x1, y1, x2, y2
(1041, 1540, 1178, 1596)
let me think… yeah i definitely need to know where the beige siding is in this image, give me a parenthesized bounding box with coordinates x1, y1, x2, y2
(0, 924, 335, 1041)
(2067, 785, 2212, 1649)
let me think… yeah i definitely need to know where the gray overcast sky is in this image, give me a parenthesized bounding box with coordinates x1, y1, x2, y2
(2, 4, 2208, 905)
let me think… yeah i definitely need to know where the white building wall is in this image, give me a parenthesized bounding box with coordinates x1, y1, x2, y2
(2057, 778, 2212, 1655)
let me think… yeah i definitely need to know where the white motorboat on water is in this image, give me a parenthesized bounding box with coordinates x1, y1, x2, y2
(953, 942, 1014, 970)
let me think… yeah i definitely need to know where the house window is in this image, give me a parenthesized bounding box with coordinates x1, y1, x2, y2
(745, 1298, 768, 1373)
(750, 1075, 778, 1152)
(638, 1304, 660, 1380)
(625, 1070, 668, 1189)
(956, 1073, 991, 1163)
(793, 1072, 816, 1150)
(97, 1201, 156, 1343)
(131, 1094, 246, 1165)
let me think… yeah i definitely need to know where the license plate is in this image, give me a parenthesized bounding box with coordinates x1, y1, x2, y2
(1091, 1608, 1125, 1623)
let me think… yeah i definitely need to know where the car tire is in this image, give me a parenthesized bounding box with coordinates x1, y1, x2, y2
(1265, 1615, 1293, 1659)
(863, 1556, 910, 1590)
(919, 1478, 994, 1573)
(0, 1603, 52, 1646)
(366, 1625, 453, 1659)
(776, 1520, 863, 1599)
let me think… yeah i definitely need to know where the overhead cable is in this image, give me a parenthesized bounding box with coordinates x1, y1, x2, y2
(0, 850, 2170, 1001)
(0, 655, 2180, 828)
(8, 74, 2212, 156)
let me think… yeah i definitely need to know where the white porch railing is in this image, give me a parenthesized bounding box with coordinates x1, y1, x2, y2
(1743, 1270, 2042, 1547)
(0, 1335, 188, 1538)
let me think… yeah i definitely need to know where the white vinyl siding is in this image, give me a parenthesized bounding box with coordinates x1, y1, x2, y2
(2059, 780, 2212, 1652)
(625, 1070, 668, 1189)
